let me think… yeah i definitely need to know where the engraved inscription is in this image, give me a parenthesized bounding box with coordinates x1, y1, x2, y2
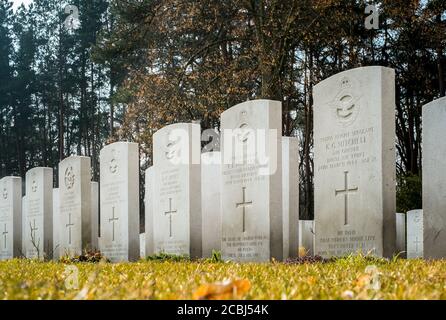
(317, 127, 376, 172)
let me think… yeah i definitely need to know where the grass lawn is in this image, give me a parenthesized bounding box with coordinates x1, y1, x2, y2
(0, 255, 445, 300)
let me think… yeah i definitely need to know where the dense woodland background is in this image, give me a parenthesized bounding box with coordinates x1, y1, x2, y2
(0, 0, 445, 219)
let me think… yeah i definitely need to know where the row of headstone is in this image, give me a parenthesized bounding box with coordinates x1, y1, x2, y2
(0, 177, 21, 259)
(392, 97, 446, 260)
(142, 112, 300, 262)
(395, 210, 424, 259)
(1, 159, 99, 260)
(1, 67, 445, 262)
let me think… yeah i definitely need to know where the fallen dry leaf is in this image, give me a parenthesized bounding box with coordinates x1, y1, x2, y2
(192, 279, 251, 300)
(298, 246, 308, 258)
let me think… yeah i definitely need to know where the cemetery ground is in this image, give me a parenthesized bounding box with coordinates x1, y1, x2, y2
(0, 254, 445, 300)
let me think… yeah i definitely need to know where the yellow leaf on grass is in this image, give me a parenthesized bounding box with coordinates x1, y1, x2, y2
(192, 279, 251, 300)
(298, 246, 308, 258)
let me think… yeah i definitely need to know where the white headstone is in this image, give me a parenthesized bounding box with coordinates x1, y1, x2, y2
(140, 233, 145, 258)
(313, 66, 396, 258)
(282, 137, 299, 259)
(422, 97, 446, 259)
(201, 152, 222, 258)
(299, 220, 315, 256)
(221, 100, 283, 262)
(0, 177, 22, 259)
(22, 195, 27, 255)
(25, 167, 53, 259)
(99, 142, 140, 262)
(91, 181, 99, 250)
(152, 123, 202, 258)
(52, 188, 60, 260)
(395, 212, 406, 258)
(407, 209, 423, 259)
(59, 156, 92, 257)
(144, 167, 154, 257)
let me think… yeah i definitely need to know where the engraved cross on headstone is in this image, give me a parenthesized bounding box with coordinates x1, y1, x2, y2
(236, 187, 252, 233)
(335, 171, 358, 226)
(414, 237, 422, 253)
(66, 213, 75, 245)
(2, 224, 8, 249)
(164, 198, 177, 238)
(109, 207, 119, 241)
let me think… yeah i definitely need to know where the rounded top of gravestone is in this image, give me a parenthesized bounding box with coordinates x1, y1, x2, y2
(59, 156, 91, 171)
(221, 99, 281, 119)
(423, 96, 446, 111)
(407, 209, 423, 215)
(153, 122, 198, 138)
(313, 66, 395, 93)
(201, 151, 221, 165)
(25, 167, 53, 176)
(100, 141, 139, 155)
(0, 176, 21, 183)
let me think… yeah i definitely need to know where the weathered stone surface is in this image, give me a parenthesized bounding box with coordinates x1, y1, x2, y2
(91, 181, 99, 250)
(201, 152, 222, 258)
(144, 167, 154, 257)
(407, 209, 423, 259)
(0, 177, 22, 259)
(25, 167, 53, 259)
(53, 188, 60, 260)
(152, 123, 202, 258)
(99, 142, 140, 262)
(313, 67, 396, 258)
(395, 213, 406, 258)
(58, 156, 92, 256)
(422, 97, 446, 259)
(220, 100, 283, 262)
(282, 137, 299, 259)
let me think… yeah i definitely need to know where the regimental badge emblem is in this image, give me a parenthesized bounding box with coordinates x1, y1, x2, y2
(64, 166, 75, 190)
(236, 110, 254, 143)
(330, 77, 361, 127)
(165, 131, 182, 161)
(109, 149, 118, 174)
(31, 180, 37, 193)
(30, 171, 38, 193)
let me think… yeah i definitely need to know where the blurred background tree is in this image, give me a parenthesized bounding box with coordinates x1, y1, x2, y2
(0, 0, 445, 219)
